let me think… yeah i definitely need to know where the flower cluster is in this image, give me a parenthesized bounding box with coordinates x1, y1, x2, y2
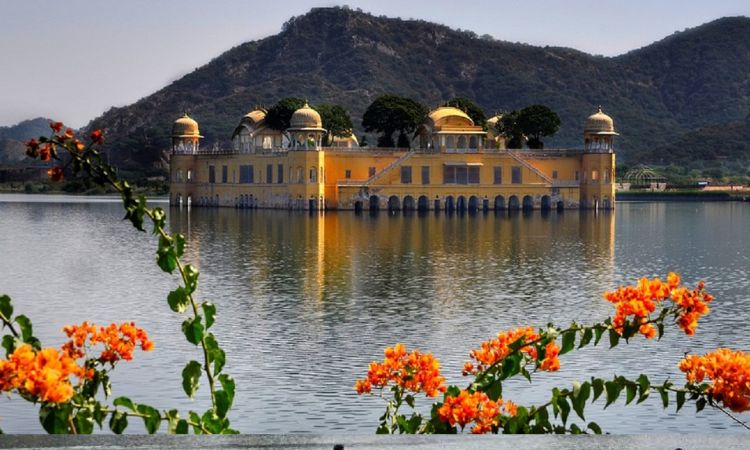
(355, 343, 446, 397)
(0, 344, 87, 403)
(603, 273, 711, 338)
(463, 326, 560, 375)
(437, 389, 517, 434)
(63, 321, 154, 364)
(679, 348, 750, 413)
(24, 121, 105, 183)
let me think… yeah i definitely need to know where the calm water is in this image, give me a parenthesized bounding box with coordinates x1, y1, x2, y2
(0, 194, 749, 433)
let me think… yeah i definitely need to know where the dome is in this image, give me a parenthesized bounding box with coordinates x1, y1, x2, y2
(290, 102, 323, 129)
(172, 113, 202, 138)
(427, 106, 473, 127)
(584, 106, 617, 135)
(243, 109, 266, 124)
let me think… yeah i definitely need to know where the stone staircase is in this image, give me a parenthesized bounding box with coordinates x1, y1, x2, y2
(506, 150, 553, 184)
(364, 151, 415, 187)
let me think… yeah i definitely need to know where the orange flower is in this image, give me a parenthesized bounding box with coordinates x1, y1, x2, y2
(73, 139, 85, 152)
(90, 129, 104, 145)
(354, 343, 446, 397)
(49, 121, 63, 133)
(465, 326, 560, 375)
(437, 389, 517, 433)
(25, 139, 40, 158)
(47, 167, 64, 182)
(63, 128, 74, 139)
(39, 144, 52, 161)
(63, 321, 154, 364)
(679, 348, 750, 413)
(603, 273, 711, 338)
(0, 344, 86, 403)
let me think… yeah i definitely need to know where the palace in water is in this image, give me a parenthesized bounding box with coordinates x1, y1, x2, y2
(169, 104, 617, 211)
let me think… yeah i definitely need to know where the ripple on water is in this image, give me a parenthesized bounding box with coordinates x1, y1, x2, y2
(0, 198, 748, 433)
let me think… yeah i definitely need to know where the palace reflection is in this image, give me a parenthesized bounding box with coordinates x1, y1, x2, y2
(168, 209, 615, 308)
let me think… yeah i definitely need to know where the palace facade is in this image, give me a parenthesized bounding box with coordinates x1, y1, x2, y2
(169, 104, 617, 211)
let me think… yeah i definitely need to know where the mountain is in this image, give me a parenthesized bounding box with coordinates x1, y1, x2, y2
(0, 118, 54, 165)
(84, 8, 750, 172)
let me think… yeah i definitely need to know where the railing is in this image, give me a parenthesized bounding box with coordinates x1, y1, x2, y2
(364, 151, 415, 187)
(506, 150, 554, 184)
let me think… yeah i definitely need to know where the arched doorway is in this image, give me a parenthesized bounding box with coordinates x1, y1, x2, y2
(403, 195, 415, 211)
(354, 200, 363, 212)
(445, 196, 455, 212)
(557, 200, 564, 211)
(369, 195, 380, 211)
(418, 196, 429, 211)
(541, 195, 551, 211)
(494, 195, 505, 210)
(388, 195, 401, 211)
(522, 195, 534, 210)
(457, 196, 467, 212)
(508, 195, 520, 210)
(468, 196, 479, 212)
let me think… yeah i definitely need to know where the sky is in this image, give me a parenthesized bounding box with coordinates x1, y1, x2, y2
(1, 0, 748, 128)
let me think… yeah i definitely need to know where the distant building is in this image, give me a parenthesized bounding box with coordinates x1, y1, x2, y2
(169, 104, 616, 211)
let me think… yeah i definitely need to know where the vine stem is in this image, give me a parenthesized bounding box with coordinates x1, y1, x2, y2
(714, 404, 750, 431)
(65, 141, 219, 413)
(0, 311, 20, 339)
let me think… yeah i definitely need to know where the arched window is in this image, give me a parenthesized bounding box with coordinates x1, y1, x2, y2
(457, 136, 467, 149)
(446, 136, 455, 149)
(469, 136, 478, 149)
(310, 167, 317, 183)
(186, 169, 193, 181)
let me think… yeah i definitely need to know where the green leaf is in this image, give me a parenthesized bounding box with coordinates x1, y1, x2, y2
(175, 419, 189, 434)
(579, 328, 593, 349)
(216, 391, 231, 419)
(560, 330, 575, 356)
(167, 287, 190, 313)
(608, 328, 620, 348)
(485, 378, 503, 401)
(156, 245, 177, 273)
(203, 302, 216, 329)
(182, 360, 202, 398)
(2, 335, 17, 357)
(136, 404, 161, 434)
(109, 411, 128, 434)
(625, 383, 637, 405)
(659, 388, 669, 409)
(0, 294, 13, 320)
(657, 322, 665, 339)
(219, 374, 235, 405)
(572, 382, 590, 421)
(184, 264, 199, 293)
(588, 421, 602, 434)
(189, 411, 202, 434)
(592, 378, 604, 402)
(558, 396, 570, 425)
(40, 404, 72, 434)
(113, 396, 136, 411)
(74, 409, 94, 434)
(182, 316, 204, 345)
(594, 326, 605, 345)
(696, 397, 707, 413)
(204, 334, 226, 375)
(570, 423, 582, 434)
(201, 409, 227, 434)
(166, 409, 181, 434)
(676, 391, 686, 412)
(15, 315, 33, 342)
(604, 381, 622, 408)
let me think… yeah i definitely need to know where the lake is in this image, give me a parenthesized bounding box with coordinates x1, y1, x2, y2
(0, 194, 748, 433)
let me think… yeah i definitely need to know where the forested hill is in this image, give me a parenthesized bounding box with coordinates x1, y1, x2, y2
(84, 7, 750, 171)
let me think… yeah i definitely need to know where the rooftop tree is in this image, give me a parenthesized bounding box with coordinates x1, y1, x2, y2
(317, 103, 354, 146)
(265, 97, 306, 134)
(518, 104, 561, 149)
(362, 95, 427, 148)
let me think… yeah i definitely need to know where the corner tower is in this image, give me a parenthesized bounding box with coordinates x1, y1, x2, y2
(580, 106, 617, 209)
(171, 113, 203, 154)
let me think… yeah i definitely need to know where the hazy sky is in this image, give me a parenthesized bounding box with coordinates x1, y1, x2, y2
(1, 0, 748, 128)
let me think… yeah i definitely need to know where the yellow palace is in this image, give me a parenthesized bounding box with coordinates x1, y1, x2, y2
(169, 104, 617, 211)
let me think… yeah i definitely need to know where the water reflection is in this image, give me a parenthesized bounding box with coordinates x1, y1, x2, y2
(1, 196, 748, 433)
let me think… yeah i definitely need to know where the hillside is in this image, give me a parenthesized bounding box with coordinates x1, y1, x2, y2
(82, 8, 750, 171)
(0, 118, 54, 165)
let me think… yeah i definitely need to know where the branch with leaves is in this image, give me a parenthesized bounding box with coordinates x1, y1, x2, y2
(356, 273, 750, 434)
(0, 122, 236, 434)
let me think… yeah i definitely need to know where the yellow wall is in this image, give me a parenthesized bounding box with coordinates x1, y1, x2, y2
(170, 147, 615, 210)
